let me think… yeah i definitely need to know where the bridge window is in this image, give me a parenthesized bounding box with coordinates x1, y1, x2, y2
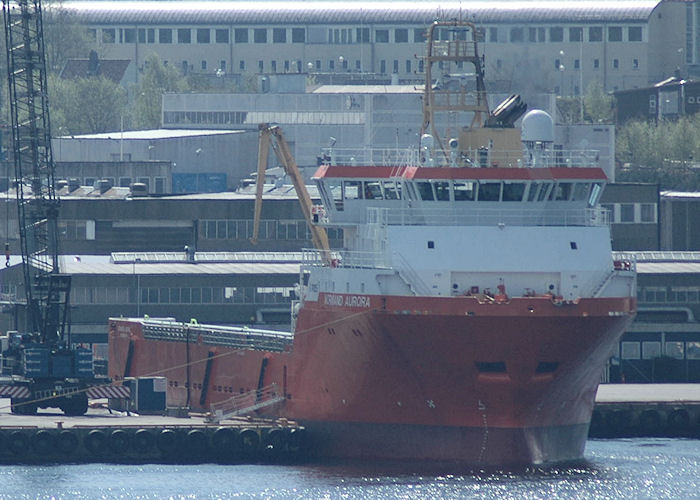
(453, 181, 475, 201)
(502, 182, 525, 201)
(416, 182, 434, 201)
(382, 181, 401, 200)
(538, 182, 553, 201)
(550, 182, 572, 201)
(571, 183, 590, 201)
(478, 182, 501, 201)
(434, 181, 450, 201)
(364, 182, 383, 200)
(343, 181, 362, 199)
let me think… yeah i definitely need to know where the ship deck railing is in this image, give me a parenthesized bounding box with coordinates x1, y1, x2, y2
(302, 248, 390, 269)
(365, 206, 609, 227)
(140, 319, 293, 352)
(319, 146, 600, 169)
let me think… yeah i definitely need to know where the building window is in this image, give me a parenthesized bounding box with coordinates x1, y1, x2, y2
(357, 27, 370, 43)
(393, 59, 399, 73)
(123, 28, 136, 43)
(633, 58, 639, 69)
(405, 60, 411, 73)
(628, 26, 643, 42)
(621, 341, 640, 360)
(569, 27, 583, 42)
(608, 26, 623, 42)
(329, 59, 335, 70)
(395, 28, 408, 43)
(87, 28, 97, 42)
(147, 28, 155, 43)
(620, 203, 635, 222)
(254, 29, 267, 43)
(201, 60, 207, 70)
(640, 203, 656, 222)
(554, 59, 561, 70)
(510, 27, 524, 42)
(196, 29, 210, 43)
(102, 28, 115, 44)
(489, 27, 498, 42)
(220, 60, 226, 71)
(589, 27, 603, 42)
(376, 29, 389, 43)
(271, 60, 277, 72)
(574, 59, 580, 69)
(549, 27, 563, 42)
(292, 28, 305, 43)
(273, 28, 286, 43)
(159, 29, 172, 44)
(215, 29, 229, 43)
(239, 60, 245, 71)
(594, 58, 600, 69)
(258, 60, 264, 72)
(414, 28, 425, 42)
(178, 29, 191, 43)
(380, 60, 386, 73)
(642, 341, 661, 360)
(613, 59, 619, 69)
(234, 28, 248, 43)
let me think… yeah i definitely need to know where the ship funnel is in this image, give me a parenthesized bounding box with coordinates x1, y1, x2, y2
(420, 134, 435, 167)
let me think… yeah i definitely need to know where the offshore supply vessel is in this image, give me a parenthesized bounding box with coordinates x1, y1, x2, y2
(109, 21, 636, 465)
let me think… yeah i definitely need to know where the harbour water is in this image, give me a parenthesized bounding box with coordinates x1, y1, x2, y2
(0, 439, 697, 499)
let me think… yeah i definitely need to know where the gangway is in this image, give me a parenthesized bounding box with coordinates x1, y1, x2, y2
(206, 383, 285, 424)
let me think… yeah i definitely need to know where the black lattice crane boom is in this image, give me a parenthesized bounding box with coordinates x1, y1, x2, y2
(2, 0, 70, 346)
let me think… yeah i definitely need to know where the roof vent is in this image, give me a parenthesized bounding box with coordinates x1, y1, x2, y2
(129, 182, 148, 197)
(96, 179, 113, 194)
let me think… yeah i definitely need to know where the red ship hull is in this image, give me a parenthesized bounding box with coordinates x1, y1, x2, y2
(109, 293, 635, 465)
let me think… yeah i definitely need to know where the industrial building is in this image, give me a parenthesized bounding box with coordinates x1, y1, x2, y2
(64, 1, 697, 94)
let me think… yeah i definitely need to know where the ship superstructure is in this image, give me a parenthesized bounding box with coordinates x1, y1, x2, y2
(109, 20, 635, 465)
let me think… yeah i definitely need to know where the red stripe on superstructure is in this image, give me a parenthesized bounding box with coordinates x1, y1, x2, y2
(313, 165, 608, 181)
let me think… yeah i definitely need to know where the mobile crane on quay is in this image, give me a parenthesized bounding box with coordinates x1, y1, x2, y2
(0, 0, 101, 415)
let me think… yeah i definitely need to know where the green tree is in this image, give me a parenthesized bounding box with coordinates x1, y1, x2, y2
(43, 2, 90, 74)
(616, 117, 700, 190)
(48, 74, 128, 135)
(133, 54, 188, 129)
(583, 79, 613, 123)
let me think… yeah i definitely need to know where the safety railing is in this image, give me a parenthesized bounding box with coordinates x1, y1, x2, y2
(206, 383, 285, 423)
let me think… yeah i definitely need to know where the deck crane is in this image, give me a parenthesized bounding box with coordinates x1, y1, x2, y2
(0, 0, 95, 415)
(251, 124, 332, 265)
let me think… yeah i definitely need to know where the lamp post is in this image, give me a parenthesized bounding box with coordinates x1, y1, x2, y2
(559, 50, 565, 96)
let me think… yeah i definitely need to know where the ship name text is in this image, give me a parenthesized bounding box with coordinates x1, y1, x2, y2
(324, 294, 371, 308)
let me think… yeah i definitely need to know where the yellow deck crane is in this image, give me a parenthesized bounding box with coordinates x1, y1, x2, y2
(251, 124, 331, 265)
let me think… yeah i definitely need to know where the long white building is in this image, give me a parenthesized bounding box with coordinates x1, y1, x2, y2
(63, 1, 698, 95)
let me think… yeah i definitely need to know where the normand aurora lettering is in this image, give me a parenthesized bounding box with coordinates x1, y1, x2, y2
(324, 294, 371, 308)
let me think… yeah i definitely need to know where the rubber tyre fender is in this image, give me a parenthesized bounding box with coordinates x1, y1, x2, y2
(56, 430, 79, 455)
(84, 429, 108, 455)
(31, 430, 56, 456)
(211, 427, 240, 461)
(262, 428, 286, 460)
(157, 429, 181, 456)
(240, 428, 260, 457)
(186, 429, 209, 457)
(668, 409, 690, 435)
(286, 428, 308, 457)
(638, 410, 662, 436)
(8, 431, 29, 456)
(109, 429, 130, 454)
(132, 429, 155, 455)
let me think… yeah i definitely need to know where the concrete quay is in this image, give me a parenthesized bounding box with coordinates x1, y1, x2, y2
(0, 400, 306, 464)
(592, 384, 700, 438)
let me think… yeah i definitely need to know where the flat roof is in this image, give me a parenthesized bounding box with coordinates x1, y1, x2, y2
(64, 1, 662, 25)
(60, 129, 246, 140)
